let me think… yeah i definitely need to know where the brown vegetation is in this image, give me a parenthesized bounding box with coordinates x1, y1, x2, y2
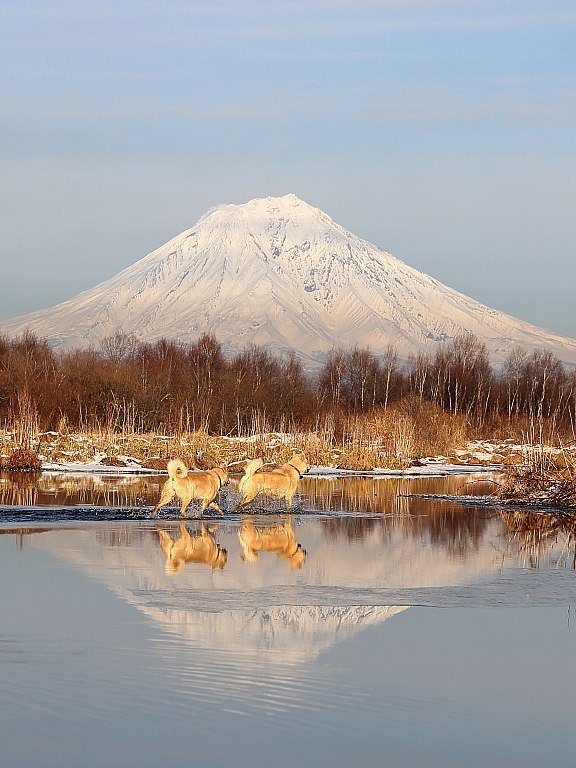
(495, 447, 576, 508)
(1, 449, 42, 472)
(0, 329, 575, 471)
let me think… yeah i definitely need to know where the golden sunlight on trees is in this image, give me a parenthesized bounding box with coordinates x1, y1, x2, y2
(0, 331, 574, 443)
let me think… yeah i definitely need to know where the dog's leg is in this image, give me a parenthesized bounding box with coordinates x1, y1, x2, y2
(199, 491, 221, 514)
(180, 494, 193, 517)
(236, 489, 259, 509)
(152, 481, 175, 517)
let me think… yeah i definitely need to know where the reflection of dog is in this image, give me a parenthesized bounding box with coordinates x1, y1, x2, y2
(238, 516, 307, 570)
(237, 454, 307, 509)
(152, 459, 228, 517)
(157, 521, 228, 574)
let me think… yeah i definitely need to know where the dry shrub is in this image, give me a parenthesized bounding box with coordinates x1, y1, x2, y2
(496, 448, 576, 507)
(57, 416, 70, 435)
(140, 457, 168, 471)
(100, 456, 128, 467)
(5, 449, 42, 472)
(291, 432, 334, 466)
(393, 397, 469, 457)
(339, 398, 469, 463)
(12, 390, 39, 451)
(335, 445, 406, 471)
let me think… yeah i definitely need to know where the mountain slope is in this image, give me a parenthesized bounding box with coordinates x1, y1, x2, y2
(3, 194, 576, 366)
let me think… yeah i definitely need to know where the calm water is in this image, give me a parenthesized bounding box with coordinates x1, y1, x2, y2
(1, 471, 575, 768)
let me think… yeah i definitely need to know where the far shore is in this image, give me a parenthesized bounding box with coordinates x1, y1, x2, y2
(0, 427, 546, 474)
(36, 459, 499, 478)
(2, 429, 574, 508)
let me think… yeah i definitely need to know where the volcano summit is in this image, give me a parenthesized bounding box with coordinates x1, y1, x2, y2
(3, 194, 576, 366)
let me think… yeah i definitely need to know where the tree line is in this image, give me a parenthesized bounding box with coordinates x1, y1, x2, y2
(0, 330, 575, 438)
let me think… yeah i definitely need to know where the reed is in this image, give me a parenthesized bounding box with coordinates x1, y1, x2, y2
(12, 389, 39, 451)
(495, 446, 576, 507)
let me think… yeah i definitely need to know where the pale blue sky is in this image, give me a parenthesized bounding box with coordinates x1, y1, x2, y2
(1, 0, 575, 336)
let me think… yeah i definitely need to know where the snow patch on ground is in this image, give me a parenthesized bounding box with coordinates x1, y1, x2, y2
(40, 459, 498, 478)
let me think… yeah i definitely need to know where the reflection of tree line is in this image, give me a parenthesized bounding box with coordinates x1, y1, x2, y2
(0, 471, 162, 508)
(2, 471, 499, 557)
(4, 509, 576, 572)
(403, 508, 489, 558)
(322, 508, 489, 557)
(94, 526, 154, 548)
(0, 473, 42, 507)
(499, 509, 576, 569)
(1, 472, 496, 512)
(304, 476, 492, 555)
(15, 472, 571, 567)
(0, 527, 52, 548)
(301, 475, 495, 515)
(301, 477, 411, 516)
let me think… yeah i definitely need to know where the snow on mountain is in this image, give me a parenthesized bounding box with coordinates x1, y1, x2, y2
(3, 193, 576, 366)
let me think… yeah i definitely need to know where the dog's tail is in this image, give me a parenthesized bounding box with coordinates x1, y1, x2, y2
(167, 458, 189, 480)
(238, 524, 259, 562)
(239, 457, 264, 492)
(243, 457, 264, 479)
(156, 527, 175, 557)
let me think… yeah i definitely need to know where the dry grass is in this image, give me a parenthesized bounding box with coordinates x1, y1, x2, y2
(1, 449, 42, 472)
(11, 390, 39, 452)
(495, 446, 576, 508)
(0, 422, 424, 472)
(0, 399, 479, 472)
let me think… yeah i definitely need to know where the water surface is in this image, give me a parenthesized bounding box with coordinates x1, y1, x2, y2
(1, 472, 575, 767)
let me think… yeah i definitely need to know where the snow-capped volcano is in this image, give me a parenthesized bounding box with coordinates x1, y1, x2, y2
(3, 193, 576, 365)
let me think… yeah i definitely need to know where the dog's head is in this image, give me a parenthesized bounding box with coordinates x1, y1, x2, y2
(214, 467, 229, 486)
(165, 555, 186, 576)
(214, 547, 228, 570)
(289, 453, 308, 476)
(287, 543, 307, 570)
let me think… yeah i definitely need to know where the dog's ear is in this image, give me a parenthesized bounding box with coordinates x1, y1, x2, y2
(218, 549, 228, 570)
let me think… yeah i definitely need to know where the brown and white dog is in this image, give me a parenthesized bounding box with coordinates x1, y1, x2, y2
(152, 458, 228, 517)
(238, 516, 307, 570)
(236, 453, 307, 509)
(157, 521, 228, 574)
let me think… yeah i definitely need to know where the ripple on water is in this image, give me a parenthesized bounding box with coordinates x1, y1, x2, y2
(1, 473, 576, 766)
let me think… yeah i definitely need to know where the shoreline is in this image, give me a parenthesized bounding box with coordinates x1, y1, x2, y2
(36, 460, 500, 478)
(410, 492, 576, 514)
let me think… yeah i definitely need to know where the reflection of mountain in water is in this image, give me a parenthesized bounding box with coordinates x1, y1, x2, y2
(140, 602, 408, 665)
(22, 512, 507, 665)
